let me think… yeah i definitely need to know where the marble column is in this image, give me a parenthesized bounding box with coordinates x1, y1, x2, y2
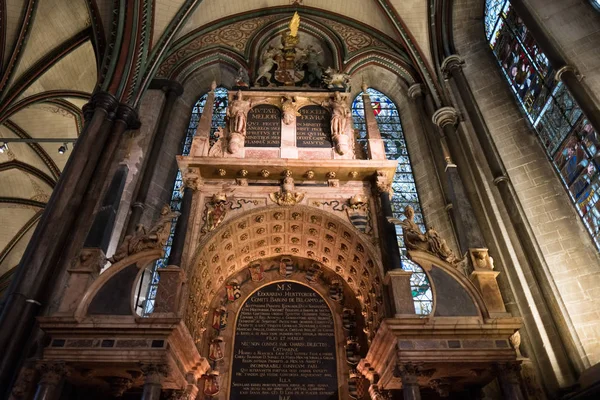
(431, 107, 486, 254)
(397, 363, 422, 400)
(496, 363, 525, 400)
(141, 364, 170, 400)
(509, 0, 600, 134)
(33, 362, 68, 400)
(0, 92, 119, 391)
(127, 80, 183, 234)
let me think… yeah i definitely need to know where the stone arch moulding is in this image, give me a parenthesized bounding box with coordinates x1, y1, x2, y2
(197, 258, 368, 400)
(74, 249, 163, 321)
(184, 204, 386, 345)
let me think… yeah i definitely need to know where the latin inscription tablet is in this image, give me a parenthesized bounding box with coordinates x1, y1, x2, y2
(230, 281, 339, 400)
(296, 106, 332, 148)
(246, 105, 282, 147)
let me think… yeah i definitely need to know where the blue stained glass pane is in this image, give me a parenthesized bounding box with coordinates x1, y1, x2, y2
(352, 88, 432, 315)
(142, 88, 229, 316)
(486, 1, 600, 252)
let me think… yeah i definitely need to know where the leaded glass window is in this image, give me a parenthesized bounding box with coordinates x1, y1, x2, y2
(485, 1, 600, 250)
(592, 1, 600, 12)
(352, 88, 433, 315)
(142, 88, 229, 315)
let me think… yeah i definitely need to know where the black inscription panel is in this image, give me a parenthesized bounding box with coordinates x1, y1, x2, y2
(230, 282, 339, 400)
(246, 105, 282, 147)
(297, 106, 332, 148)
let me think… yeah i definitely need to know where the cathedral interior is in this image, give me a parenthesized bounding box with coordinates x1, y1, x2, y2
(1, 0, 600, 399)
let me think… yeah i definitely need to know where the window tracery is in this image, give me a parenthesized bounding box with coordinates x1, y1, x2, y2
(485, 1, 600, 250)
(142, 88, 229, 315)
(352, 88, 433, 314)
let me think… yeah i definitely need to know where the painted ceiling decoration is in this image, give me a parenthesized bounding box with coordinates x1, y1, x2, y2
(0, 0, 439, 299)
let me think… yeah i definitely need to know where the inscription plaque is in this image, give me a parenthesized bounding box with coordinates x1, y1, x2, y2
(297, 106, 332, 148)
(230, 281, 339, 400)
(246, 105, 282, 147)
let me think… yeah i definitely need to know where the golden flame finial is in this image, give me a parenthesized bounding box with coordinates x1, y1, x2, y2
(289, 12, 300, 37)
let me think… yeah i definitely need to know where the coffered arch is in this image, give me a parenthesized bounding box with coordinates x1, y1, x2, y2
(185, 205, 386, 344)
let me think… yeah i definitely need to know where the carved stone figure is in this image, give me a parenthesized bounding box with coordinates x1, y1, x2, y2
(269, 176, 305, 206)
(234, 67, 249, 88)
(323, 67, 351, 91)
(389, 205, 464, 267)
(227, 132, 245, 155)
(254, 46, 281, 86)
(281, 95, 300, 125)
(108, 205, 180, 263)
(304, 45, 323, 86)
(322, 91, 351, 136)
(227, 91, 252, 135)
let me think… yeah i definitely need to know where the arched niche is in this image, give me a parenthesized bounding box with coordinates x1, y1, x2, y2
(185, 205, 385, 346)
(197, 256, 368, 400)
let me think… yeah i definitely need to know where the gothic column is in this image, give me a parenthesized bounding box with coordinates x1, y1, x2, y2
(33, 362, 68, 400)
(441, 53, 578, 385)
(0, 92, 121, 391)
(508, 0, 600, 134)
(141, 364, 169, 400)
(396, 363, 422, 400)
(126, 80, 183, 234)
(431, 107, 486, 254)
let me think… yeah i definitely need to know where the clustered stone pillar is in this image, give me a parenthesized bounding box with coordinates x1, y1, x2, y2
(126, 80, 184, 235)
(440, 52, 578, 386)
(141, 364, 170, 400)
(0, 92, 140, 392)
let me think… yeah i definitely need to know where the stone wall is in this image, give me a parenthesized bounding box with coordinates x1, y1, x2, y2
(452, 0, 600, 368)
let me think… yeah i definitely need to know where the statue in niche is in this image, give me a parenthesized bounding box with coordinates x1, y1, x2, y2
(227, 90, 252, 135)
(281, 95, 300, 125)
(390, 205, 464, 267)
(108, 205, 180, 263)
(254, 45, 281, 86)
(323, 67, 351, 91)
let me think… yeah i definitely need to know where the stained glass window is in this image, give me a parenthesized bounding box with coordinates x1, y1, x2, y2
(485, 1, 600, 250)
(353, 88, 433, 315)
(142, 88, 229, 315)
(592, 1, 600, 12)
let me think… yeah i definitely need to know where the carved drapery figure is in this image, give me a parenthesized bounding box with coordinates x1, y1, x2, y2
(390, 205, 464, 267)
(321, 92, 352, 155)
(281, 95, 300, 125)
(227, 91, 252, 135)
(254, 46, 281, 86)
(108, 205, 180, 263)
(207, 128, 225, 157)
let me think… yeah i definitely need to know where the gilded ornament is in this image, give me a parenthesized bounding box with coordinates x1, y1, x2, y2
(270, 176, 305, 206)
(260, 169, 270, 178)
(238, 169, 249, 177)
(326, 171, 336, 179)
(305, 170, 315, 179)
(255, 215, 265, 223)
(349, 171, 359, 178)
(256, 227, 266, 234)
(217, 168, 226, 176)
(291, 212, 302, 220)
(274, 212, 284, 220)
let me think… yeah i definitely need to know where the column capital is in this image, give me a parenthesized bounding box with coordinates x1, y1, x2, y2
(115, 103, 141, 130)
(555, 65, 582, 82)
(432, 107, 459, 129)
(182, 167, 202, 191)
(407, 83, 425, 100)
(441, 55, 465, 77)
(140, 363, 170, 384)
(150, 79, 184, 97)
(36, 361, 70, 385)
(374, 170, 392, 195)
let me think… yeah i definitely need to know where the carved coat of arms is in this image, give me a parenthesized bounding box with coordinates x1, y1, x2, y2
(226, 280, 241, 302)
(202, 194, 228, 233)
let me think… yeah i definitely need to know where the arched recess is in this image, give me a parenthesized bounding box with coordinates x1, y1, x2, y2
(198, 256, 369, 400)
(185, 205, 386, 345)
